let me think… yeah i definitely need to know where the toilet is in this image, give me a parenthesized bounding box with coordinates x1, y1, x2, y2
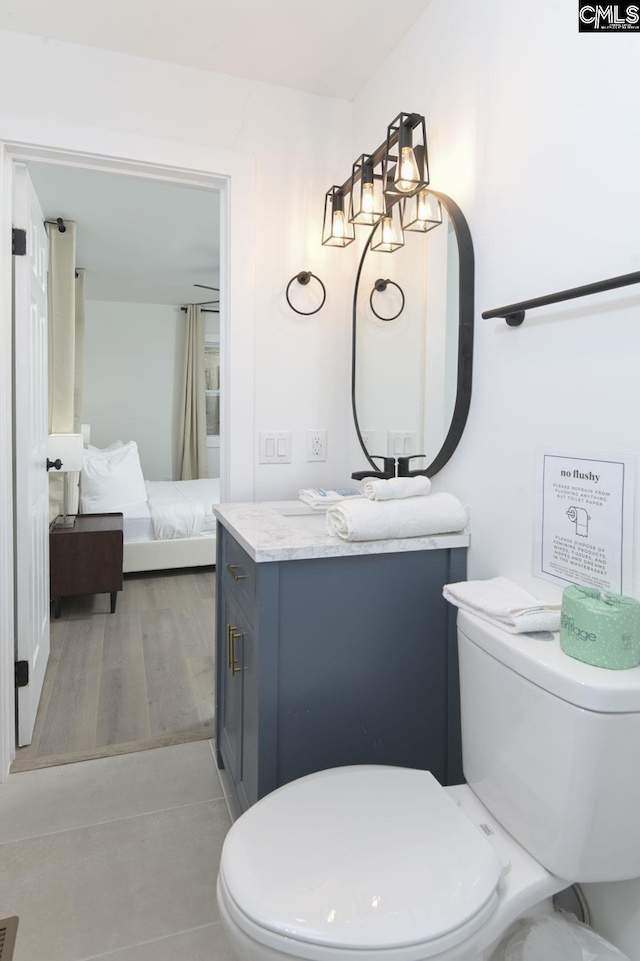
(217, 609, 640, 961)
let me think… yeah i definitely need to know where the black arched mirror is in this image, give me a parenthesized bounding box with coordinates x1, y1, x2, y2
(352, 190, 474, 477)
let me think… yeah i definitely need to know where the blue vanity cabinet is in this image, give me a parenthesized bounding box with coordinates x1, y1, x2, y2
(215, 522, 466, 815)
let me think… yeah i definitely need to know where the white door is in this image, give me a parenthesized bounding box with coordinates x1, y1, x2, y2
(13, 163, 50, 746)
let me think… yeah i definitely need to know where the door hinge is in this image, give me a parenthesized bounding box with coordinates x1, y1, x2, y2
(15, 660, 29, 688)
(12, 228, 26, 256)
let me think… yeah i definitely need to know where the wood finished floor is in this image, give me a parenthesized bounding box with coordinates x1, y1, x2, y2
(12, 568, 217, 773)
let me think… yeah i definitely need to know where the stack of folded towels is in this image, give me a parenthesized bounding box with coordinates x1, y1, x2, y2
(325, 475, 468, 542)
(443, 576, 561, 633)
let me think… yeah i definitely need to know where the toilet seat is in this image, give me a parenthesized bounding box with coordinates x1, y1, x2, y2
(218, 766, 506, 960)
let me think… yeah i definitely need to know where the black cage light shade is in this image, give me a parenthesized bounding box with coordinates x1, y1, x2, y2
(322, 186, 355, 247)
(349, 154, 384, 226)
(383, 113, 429, 201)
(370, 203, 404, 254)
(402, 189, 442, 233)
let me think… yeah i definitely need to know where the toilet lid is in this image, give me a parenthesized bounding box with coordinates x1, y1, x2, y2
(220, 766, 504, 951)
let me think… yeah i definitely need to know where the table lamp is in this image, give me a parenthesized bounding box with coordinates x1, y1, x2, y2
(47, 433, 84, 528)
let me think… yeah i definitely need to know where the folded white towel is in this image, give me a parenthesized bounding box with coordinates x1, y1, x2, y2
(363, 476, 431, 500)
(298, 487, 364, 511)
(326, 492, 467, 541)
(442, 576, 561, 634)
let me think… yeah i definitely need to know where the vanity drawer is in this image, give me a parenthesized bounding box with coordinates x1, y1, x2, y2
(221, 529, 256, 615)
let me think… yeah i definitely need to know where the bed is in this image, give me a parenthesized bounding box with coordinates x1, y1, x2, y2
(121, 478, 219, 572)
(72, 439, 219, 573)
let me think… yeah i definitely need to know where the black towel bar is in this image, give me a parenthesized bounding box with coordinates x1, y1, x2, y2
(482, 269, 640, 326)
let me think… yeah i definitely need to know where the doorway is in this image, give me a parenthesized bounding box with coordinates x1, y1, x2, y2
(15, 160, 222, 770)
(0, 132, 256, 781)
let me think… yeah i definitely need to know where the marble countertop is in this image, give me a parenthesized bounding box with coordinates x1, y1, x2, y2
(214, 500, 470, 563)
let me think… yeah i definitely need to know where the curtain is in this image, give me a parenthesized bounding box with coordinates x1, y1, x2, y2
(47, 224, 85, 517)
(177, 305, 208, 480)
(73, 268, 85, 433)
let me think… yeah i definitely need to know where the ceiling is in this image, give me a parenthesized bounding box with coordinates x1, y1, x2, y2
(15, 1, 435, 303)
(28, 162, 220, 306)
(0, 0, 432, 100)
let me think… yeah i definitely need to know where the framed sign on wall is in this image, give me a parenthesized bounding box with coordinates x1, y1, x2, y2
(535, 449, 635, 595)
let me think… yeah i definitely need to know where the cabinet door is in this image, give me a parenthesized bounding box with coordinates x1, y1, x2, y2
(217, 582, 261, 814)
(218, 587, 244, 784)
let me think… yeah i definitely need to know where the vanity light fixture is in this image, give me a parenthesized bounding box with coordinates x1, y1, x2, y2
(322, 186, 355, 247)
(402, 190, 442, 233)
(322, 111, 434, 252)
(349, 154, 384, 226)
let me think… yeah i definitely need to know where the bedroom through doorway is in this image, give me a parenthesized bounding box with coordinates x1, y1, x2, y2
(12, 161, 223, 772)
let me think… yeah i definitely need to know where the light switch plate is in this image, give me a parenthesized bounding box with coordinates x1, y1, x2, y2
(259, 431, 292, 464)
(388, 431, 417, 457)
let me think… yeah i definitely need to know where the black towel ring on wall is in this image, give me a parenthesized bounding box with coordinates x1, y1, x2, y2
(286, 271, 327, 316)
(369, 278, 405, 321)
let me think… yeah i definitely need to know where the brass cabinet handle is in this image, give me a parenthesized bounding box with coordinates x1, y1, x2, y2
(229, 627, 244, 675)
(226, 563, 247, 581)
(226, 623, 233, 670)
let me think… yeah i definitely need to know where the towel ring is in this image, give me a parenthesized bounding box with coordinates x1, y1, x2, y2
(369, 278, 405, 322)
(286, 271, 327, 316)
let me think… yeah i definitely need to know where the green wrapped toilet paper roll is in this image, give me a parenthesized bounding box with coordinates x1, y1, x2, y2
(560, 585, 640, 670)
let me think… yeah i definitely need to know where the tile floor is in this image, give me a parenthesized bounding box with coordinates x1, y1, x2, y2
(0, 740, 240, 960)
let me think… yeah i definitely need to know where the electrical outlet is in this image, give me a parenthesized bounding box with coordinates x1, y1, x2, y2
(306, 429, 327, 462)
(361, 430, 375, 453)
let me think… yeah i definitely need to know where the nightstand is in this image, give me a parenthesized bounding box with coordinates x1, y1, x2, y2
(50, 513, 124, 618)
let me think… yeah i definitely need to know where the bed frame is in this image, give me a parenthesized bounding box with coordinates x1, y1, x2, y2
(68, 472, 216, 574)
(123, 535, 216, 573)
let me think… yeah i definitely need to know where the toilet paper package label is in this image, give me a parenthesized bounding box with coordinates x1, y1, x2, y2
(560, 585, 640, 670)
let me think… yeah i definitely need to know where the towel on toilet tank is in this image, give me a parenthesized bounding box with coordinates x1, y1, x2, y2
(326, 492, 467, 541)
(442, 576, 561, 634)
(363, 476, 431, 500)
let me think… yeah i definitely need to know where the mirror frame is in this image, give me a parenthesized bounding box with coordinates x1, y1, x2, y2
(351, 189, 474, 477)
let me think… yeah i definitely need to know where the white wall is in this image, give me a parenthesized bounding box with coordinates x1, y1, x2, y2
(84, 301, 184, 481)
(0, 28, 356, 500)
(355, 0, 640, 594)
(354, 0, 640, 954)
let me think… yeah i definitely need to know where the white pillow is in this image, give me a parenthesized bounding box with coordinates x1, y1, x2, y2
(80, 440, 147, 513)
(87, 440, 124, 453)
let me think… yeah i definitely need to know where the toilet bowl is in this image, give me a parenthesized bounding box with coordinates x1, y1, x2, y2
(216, 767, 566, 961)
(217, 610, 640, 961)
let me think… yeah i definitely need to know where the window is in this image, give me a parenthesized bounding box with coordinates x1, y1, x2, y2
(204, 339, 220, 447)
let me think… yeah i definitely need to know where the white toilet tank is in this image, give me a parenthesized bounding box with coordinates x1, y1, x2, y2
(457, 610, 640, 883)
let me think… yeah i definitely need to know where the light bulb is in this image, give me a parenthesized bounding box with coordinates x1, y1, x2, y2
(417, 191, 430, 221)
(332, 209, 346, 239)
(361, 181, 375, 215)
(395, 146, 419, 193)
(381, 216, 395, 246)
